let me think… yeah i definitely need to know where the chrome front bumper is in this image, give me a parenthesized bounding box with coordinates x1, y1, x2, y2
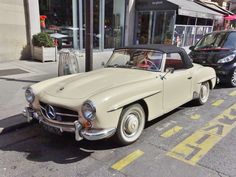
(23, 107, 116, 141)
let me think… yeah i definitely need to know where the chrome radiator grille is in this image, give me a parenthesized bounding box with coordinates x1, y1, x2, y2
(40, 101, 78, 123)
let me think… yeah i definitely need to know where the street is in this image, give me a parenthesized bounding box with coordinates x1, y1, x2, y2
(0, 85, 236, 177)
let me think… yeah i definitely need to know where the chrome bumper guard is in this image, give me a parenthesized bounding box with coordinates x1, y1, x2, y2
(23, 107, 116, 141)
(22, 107, 39, 122)
(80, 128, 116, 141)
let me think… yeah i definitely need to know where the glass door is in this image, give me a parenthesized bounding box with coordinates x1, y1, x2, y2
(135, 10, 175, 45)
(135, 12, 153, 44)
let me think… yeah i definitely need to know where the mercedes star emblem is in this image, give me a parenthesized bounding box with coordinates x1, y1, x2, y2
(45, 105, 56, 120)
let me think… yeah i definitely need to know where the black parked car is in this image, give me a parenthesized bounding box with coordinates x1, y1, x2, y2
(189, 30, 236, 87)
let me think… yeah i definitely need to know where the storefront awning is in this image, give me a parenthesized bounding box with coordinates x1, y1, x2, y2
(167, 0, 223, 20)
(194, 1, 234, 16)
(224, 15, 236, 21)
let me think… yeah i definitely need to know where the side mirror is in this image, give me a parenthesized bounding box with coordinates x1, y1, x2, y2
(161, 67, 174, 80)
(166, 67, 174, 74)
(189, 46, 195, 51)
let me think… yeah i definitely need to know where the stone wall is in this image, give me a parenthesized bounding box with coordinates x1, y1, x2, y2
(0, 0, 29, 62)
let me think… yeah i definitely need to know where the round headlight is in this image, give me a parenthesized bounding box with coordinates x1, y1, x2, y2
(25, 87, 35, 103)
(81, 100, 96, 121)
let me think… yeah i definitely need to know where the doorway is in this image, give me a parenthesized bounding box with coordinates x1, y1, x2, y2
(135, 10, 176, 45)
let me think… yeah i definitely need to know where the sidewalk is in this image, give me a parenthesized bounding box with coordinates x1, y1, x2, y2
(0, 60, 58, 134)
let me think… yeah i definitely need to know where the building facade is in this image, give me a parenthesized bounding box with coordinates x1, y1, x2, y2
(0, 0, 230, 62)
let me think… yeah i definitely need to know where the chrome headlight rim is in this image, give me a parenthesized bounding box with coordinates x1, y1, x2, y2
(25, 87, 35, 103)
(81, 100, 96, 121)
(217, 54, 235, 64)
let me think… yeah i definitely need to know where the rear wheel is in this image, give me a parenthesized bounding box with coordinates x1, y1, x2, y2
(114, 104, 145, 145)
(230, 68, 236, 87)
(196, 82, 210, 105)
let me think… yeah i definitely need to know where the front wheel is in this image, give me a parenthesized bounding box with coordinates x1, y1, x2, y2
(114, 104, 145, 145)
(230, 68, 236, 87)
(195, 82, 210, 105)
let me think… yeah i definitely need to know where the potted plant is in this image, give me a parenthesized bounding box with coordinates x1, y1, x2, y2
(32, 32, 56, 62)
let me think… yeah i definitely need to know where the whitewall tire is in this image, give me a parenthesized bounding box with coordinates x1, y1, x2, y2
(115, 104, 145, 145)
(196, 82, 210, 105)
(230, 68, 236, 87)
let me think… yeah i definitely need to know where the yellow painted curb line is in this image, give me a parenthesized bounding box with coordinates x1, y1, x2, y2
(111, 150, 144, 171)
(160, 126, 183, 138)
(212, 99, 224, 107)
(167, 103, 236, 165)
(229, 90, 236, 96)
(191, 114, 201, 120)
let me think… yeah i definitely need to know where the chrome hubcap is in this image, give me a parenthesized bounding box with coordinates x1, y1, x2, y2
(201, 86, 207, 99)
(231, 69, 236, 85)
(200, 83, 209, 102)
(124, 114, 139, 136)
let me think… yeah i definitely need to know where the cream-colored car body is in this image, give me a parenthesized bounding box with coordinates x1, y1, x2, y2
(24, 47, 216, 142)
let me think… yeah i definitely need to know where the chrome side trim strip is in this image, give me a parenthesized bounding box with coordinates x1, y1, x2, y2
(107, 90, 161, 112)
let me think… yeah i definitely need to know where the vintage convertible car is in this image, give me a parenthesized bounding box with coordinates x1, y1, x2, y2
(23, 44, 216, 145)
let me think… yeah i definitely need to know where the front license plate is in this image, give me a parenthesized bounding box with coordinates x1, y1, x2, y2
(42, 123, 62, 135)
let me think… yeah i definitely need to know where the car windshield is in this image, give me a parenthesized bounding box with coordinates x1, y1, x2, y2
(106, 49, 163, 72)
(194, 32, 228, 50)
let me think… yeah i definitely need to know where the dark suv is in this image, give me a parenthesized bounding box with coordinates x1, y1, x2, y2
(189, 30, 236, 87)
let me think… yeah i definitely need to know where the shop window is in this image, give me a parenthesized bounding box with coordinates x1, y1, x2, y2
(39, 0, 126, 51)
(39, 0, 74, 49)
(173, 26, 185, 47)
(183, 26, 195, 46)
(187, 17, 196, 25)
(82, 0, 100, 49)
(206, 19, 213, 26)
(197, 18, 207, 25)
(176, 15, 188, 25)
(135, 10, 175, 45)
(104, 0, 125, 48)
(136, 12, 151, 44)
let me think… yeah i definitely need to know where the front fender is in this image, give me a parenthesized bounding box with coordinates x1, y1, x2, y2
(89, 78, 163, 129)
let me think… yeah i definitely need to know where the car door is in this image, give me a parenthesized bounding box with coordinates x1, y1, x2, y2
(163, 52, 193, 113)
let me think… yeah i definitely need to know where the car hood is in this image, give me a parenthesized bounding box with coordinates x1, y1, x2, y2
(42, 68, 156, 99)
(189, 48, 234, 64)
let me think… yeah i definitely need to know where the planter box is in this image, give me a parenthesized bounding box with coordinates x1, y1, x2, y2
(33, 46, 56, 62)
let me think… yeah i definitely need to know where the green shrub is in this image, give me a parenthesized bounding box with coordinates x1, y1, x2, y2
(32, 32, 54, 47)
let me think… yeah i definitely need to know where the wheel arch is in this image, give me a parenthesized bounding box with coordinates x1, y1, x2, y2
(122, 99, 149, 123)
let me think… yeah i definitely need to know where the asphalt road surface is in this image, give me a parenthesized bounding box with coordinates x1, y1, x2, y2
(0, 85, 236, 177)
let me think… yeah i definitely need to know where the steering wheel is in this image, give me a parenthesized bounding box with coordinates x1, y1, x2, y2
(137, 58, 158, 70)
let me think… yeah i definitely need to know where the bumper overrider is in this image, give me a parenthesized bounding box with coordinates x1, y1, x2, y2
(22, 106, 116, 141)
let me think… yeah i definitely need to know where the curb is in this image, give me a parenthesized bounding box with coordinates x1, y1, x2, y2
(0, 114, 32, 135)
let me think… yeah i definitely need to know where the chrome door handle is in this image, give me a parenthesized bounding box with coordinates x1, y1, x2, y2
(188, 77, 192, 80)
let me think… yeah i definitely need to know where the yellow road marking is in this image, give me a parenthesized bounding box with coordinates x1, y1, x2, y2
(111, 150, 144, 171)
(229, 90, 236, 96)
(212, 99, 224, 106)
(167, 103, 236, 165)
(160, 126, 183, 138)
(190, 114, 201, 120)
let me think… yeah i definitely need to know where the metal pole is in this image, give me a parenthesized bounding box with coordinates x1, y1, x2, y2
(79, 0, 83, 50)
(85, 0, 93, 72)
(72, 0, 78, 49)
